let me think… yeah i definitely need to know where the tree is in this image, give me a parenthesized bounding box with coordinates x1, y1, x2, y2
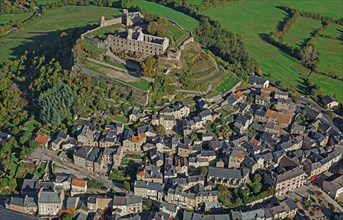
(123, 181, 131, 191)
(302, 45, 319, 73)
(252, 173, 262, 183)
(156, 124, 166, 136)
(38, 82, 75, 127)
(141, 57, 157, 77)
(201, 167, 208, 177)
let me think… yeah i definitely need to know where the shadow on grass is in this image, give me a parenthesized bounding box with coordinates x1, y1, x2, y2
(8, 24, 97, 69)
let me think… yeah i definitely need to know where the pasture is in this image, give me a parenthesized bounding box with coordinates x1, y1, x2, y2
(128, 0, 199, 31)
(0, 12, 33, 25)
(205, 0, 343, 101)
(283, 17, 322, 47)
(0, 6, 121, 64)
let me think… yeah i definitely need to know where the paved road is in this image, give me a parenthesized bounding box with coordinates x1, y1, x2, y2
(309, 184, 343, 213)
(29, 148, 128, 194)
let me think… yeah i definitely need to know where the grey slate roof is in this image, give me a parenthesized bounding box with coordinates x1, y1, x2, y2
(208, 167, 249, 179)
(38, 191, 61, 203)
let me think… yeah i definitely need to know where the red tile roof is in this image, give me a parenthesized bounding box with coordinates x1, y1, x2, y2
(35, 134, 50, 145)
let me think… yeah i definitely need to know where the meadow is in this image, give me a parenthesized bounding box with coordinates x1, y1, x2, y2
(283, 17, 322, 47)
(0, 12, 33, 25)
(0, 6, 121, 63)
(128, 0, 199, 31)
(205, 0, 343, 101)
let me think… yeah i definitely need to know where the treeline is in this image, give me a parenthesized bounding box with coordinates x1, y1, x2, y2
(43, 0, 118, 8)
(199, 0, 239, 11)
(279, 6, 343, 25)
(1, 0, 35, 14)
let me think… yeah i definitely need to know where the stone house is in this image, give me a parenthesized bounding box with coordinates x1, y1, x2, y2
(122, 129, 146, 153)
(134, 180, 164, 201)
(71, 179, 87, 196)
(112, 196, 143, 217)
(322, 95, 339, 109)
(50, 133, 69, 151)
(269, 199, 297, 219)
(207, 167, 250, 188)
(322, 174, 343, 201)
(159, 102, 190, 120)
(136, 164, 163, 183)
(228, 147, 247, 169)
(38, 190, 64, 216)
(34, 134, 50, 148)
(159, 115, 177, 131)
(303, 148, 343, 177)
(7, 196, 37, 215)
(264, 156, 306, 197)
(54, 173, 74, 191)
(77, 124, 99, 147)
(248, 75, 269, 88)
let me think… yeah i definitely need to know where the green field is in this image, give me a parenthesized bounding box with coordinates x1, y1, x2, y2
(163, 22, 190, 48)
(216, 77, 238, 93)
(86, 23, 122, 39)
(311, 73, 343, 100)
(205, 0, 343, 102)
(0, 12, 33, 25)
(128, 0, 199, 31)
(283, 17, 322, 47)
(0, 6, 121, 64)
(314, 37, 343, 79)
(323, 23, 342, 38)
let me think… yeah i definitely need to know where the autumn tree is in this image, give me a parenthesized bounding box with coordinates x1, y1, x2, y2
(141, 57, 157, 77)
(302, 44, 319, 74)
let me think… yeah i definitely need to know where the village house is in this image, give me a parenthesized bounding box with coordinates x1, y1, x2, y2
(38, 190, 64, 216)
(207, 167, 250, 188)
(269, 199, 298, 219)
(322, 174, 343, 201)
(264, 156, 307, 197)
(112, 196, 143, 217)
(6, 196, 38, 216)
(303, 148, 343, 177)
(122, 129, 146, 153)
(159, 102, 190, 120)
(322, 95, 339, 109)
(34, 134, 50, 148)
(77, 123, 99, 147)
(71, 179, 88, 196)
(134, 180, 164, 201)
(50, 132, 69, 151)
(54, 173, 74, 191)
(248, 75, 270, 88)
(136, 164, 163, 183)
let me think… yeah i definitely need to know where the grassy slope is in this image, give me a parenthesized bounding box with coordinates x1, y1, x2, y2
(0, 6, 120, 63)
(128, 0, 199, 31)
(314, 37, 343, 78)
(0, 12, 33, 25)
(323, 23, 342, 38)
(205, 0, 343, 102)
(283, 17, 322, 47)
